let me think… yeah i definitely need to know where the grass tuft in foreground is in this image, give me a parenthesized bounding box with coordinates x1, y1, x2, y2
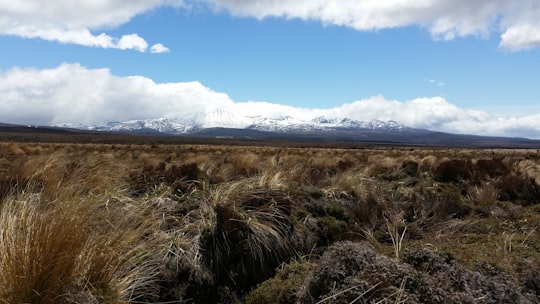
(0, 192, 160, 303)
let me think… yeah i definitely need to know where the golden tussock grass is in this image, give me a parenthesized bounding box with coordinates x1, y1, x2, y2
(0, 141, 539, 302)
(0, 194, 160, 303)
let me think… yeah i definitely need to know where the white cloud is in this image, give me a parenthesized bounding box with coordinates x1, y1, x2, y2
(0, 63, 232, 125)
(203, 0, 540, 51)
(117, 34, 148, 52)
(0, 0, 184, 51)
(231, 101, 326, 120)
(1, 64, 539, 139)
(427, 79, 445, 87)
(2, 1, 540, 51)
(500, 23, 540, 51)
(150, 43, 170, 53)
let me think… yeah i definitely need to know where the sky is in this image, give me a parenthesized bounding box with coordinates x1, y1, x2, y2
(1, 0, 540, 138)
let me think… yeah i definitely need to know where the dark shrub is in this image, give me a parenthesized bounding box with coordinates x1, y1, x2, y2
(166, 163, 199, 182)
(402, 247, 454, 275)
(402, 160, 419, 176)
(405, 186, 469, 230)
(303, 241, 377, 301)
(245, 261, 315, 304)
(497, 174, 540, 205)
(166, 163, 200, 194)
(301, 242, 421, 303)
(521, 263, 540, 298)
(337, 159, 354, 172)
(474, 158, 509, 178)
(316, 216, 348, 244)
(346, 193, 383, 227)
(300, 242, 526, 303)
(433, 159, 472, 183)
(128, 162, 199, 196)
(402, 248, 524, 304)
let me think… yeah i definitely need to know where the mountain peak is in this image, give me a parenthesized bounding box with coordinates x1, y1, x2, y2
(175, 107, 252, 130)
(58, 112, 408, 135)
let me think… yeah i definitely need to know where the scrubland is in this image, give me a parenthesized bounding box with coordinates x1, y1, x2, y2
(0, 141, 539, 303)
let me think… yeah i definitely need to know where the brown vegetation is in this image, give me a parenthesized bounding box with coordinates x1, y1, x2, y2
(0, 141, 539, 303)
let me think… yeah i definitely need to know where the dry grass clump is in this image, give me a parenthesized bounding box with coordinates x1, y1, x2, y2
(201, 183, 301, 288)
(465, 183, 500, 214)
(151, 178, 313, 301)
(0, 194, 160, 303)
(128, 161, 200, 196)
(517, 158, 540, 182)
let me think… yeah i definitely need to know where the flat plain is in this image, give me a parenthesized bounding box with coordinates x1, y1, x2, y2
(0, 137, 539, 303)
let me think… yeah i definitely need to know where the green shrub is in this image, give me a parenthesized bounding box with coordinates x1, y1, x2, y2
(245, 260, 315, 304)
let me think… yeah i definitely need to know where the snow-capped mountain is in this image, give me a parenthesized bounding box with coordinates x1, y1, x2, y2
(59, 109, 407, 136)
(13, 110, 540, 147)
(175, 108, 253, 130)
(59, 118, 188, 134)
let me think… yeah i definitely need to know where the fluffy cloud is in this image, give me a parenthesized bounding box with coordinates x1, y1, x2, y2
(322, 97, 540, 138)
(500, 23, 540, 51)
(0, 0, 180, 51)
(0, 63, 232, 125)
(1, 64, 539, 139)
(2, 1, 540, 51)
(150, 43, 170, 53)
(203, 0, 540, 51)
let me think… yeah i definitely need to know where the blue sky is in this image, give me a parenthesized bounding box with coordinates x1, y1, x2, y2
(1, 1, 540, 138)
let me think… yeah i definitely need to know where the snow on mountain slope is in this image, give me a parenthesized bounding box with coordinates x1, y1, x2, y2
(58, 109, 407, 135)
(58, 118, 188, 134)
(175, 107, 253, 130)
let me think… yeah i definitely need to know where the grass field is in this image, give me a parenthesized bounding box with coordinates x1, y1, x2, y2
(0, 140, 539, 303)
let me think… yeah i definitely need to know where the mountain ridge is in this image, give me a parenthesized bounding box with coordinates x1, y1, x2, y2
(51, 111, 540, 148)
(2, 109, 538, 148)
(58, 113, 411, 135)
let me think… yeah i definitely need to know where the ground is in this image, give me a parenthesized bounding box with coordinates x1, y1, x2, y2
(0, 138, 538, 303)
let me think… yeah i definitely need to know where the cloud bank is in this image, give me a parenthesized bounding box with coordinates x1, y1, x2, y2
(1, 63, 539, 139)
(1, 1, 540, 51)
(0, 0, 179, 52)
(204, 0, 540, 51)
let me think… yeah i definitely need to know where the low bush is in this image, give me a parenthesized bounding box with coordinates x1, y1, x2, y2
(433, 159, 473, 183)
(475, 158, 509, 178)
(245, 260, 315, 304)
(298, 242, 526, 303)
(401, 160, 419, 176)
(497, 174, 540, 204)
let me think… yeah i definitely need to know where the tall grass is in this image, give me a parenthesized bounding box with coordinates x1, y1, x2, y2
(0, 141, 539, 302)
(200, 183, 298, 288)
(0, 193, 160, 303)
(0, 195, 88, 303)
(386, 221, 407, 260)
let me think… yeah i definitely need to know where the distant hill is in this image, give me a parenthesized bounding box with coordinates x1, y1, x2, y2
(51, 108, 540, 148)
(0, 123, 75, 134)
(1, 120, 540, 148)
